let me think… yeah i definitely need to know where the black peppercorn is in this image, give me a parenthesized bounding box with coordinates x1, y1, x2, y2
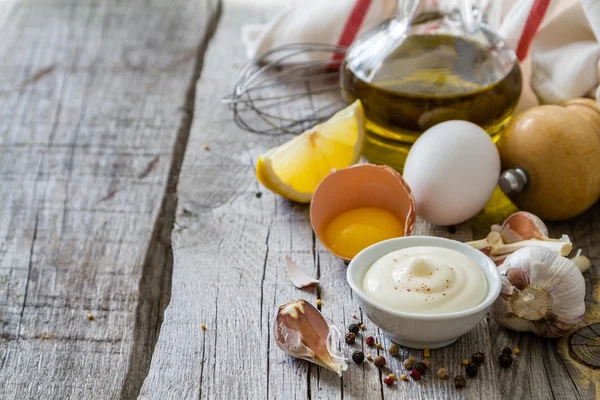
(502, 347, 513, 355)
(345, 332, 356, 344)
(348, 323, 360, 334)
(466, 363, 478, 378)
(499, 354, 513, 368)
(471, 352, 485, 365)
(352, 350, 365, 364)
(454, 375, 467, 388)
(414, 361, 427, 374)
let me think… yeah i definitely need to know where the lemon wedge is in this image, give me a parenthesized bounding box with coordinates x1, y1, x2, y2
(256, 100, 365, 203)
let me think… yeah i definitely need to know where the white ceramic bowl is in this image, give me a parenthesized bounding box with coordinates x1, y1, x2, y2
(347, 236, 501, 349)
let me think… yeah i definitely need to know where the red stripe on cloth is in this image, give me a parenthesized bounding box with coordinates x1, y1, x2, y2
(331, 0, 373, 64)
(516, 0, 551, 61)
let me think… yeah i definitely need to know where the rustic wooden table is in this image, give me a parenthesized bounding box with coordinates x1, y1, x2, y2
(1, 0, 599, 399)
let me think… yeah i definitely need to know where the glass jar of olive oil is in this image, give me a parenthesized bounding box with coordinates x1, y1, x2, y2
(341, 0, 522, 171)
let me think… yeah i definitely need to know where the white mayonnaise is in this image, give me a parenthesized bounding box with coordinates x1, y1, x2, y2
(362, 246, 488, 314)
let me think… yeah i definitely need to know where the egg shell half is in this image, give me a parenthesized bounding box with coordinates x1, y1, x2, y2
(403, 121, 501, 226)
(310, 164, 416, 261)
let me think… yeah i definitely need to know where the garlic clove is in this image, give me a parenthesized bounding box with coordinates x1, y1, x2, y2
(491, 211, 549, 243)
(274, 299, 347, 376)
(491, 234, 572, 257)
(466, 212, 571, 263)
(285, 255, 319, 288)
(490, 246, 586, 338)
(571, 249, 591, 273)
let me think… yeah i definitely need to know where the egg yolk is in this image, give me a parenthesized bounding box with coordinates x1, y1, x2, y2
(324, 207, 405, 259)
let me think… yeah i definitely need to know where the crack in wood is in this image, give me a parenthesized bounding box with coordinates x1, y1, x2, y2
(18, 65, 57, 89)
(17, 212, 39, 342)
(119, 2, 223, 399)
(306, 364, 312, 400)
(558, 356, 583, 399)
(138, 156, 160, 180)
(210, 286, 220, 400)
(197, 314, 208, 400)
(259, 224, 271, 329)
(541, 349, 559, 400)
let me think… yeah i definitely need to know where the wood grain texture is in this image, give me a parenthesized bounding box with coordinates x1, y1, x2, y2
(141, 1, 600, 399)
(488, 203, 600, 400)
(0, 0, 212, 398)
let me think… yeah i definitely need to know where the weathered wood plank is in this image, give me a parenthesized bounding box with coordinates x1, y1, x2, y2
(140, 1, 501, 399)
(142, 1, 600, 399)
(488, 203, 600, 400)
(0, 0, 212, 398)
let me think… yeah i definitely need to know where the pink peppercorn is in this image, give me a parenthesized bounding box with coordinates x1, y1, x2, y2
(383, 376, 394, 386)
(365, 336, 375, 346)
(409, 369, 422, 380)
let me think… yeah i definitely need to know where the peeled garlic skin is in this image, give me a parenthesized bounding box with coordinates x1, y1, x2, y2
(490, 246, 586, 338)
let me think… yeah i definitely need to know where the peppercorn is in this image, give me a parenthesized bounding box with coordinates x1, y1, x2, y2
(365, 336, 375, 346)
(437, 368, 449, 380)
(403, 357, 415, 370)
(424, 348, 430, 358)
(87, 313, 94, 320)
(499, 354, 513, 368)
(374, 356, 386, 369)
(466, 363, 478, 378)
(400, 374, 408, 381)
(200, 324, 206, 330)
(348, 323, 360, 334)
(409, 369, 421, 380)
(471, 352, 485, 365)
(352, 350, 365, 364)
(414, 361, 427, 374)
(462, 359, 469, 366)
(316, 299, 322, 306)
(383, 376, 394, 386)
(360, 324, 366, 330)
(376, 343, 382, 349)
(422, 358, 431, 368)
(388, 373, 397, 380)
(454, 375, 467, 388)
(514, 348, 520, 355)
(366, 354, 372, 361)
(255, 192, 262, 198)
(388, 344, 400, 356)
(502, 347, 512, 355)
(345, 332, 356, 344)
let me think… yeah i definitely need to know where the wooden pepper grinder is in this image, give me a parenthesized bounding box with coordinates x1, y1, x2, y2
(498, 99, 600, 221)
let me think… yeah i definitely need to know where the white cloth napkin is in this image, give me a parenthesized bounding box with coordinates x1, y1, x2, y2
(243, 0, 600, 109)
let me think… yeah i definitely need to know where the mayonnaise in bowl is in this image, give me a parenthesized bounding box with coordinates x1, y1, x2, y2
(362, 246, 488, 314)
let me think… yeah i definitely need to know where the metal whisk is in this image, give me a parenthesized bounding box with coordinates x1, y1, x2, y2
(223, 43, 348, 135)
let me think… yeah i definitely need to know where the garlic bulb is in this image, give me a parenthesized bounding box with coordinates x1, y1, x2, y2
(274, 300, 347, 376)
(490, 246, 586, 338)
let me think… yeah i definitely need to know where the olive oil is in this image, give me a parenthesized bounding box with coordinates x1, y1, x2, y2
(341, 34, 522, 171)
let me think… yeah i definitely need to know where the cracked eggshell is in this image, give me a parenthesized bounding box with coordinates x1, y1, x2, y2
(403, 121, 501, 226)
(310, 164, 416, 261)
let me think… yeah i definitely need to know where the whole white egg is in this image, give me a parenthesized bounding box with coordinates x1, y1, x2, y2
(403, 120, 500, 226)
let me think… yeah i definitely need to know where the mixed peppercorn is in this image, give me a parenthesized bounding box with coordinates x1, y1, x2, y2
(341, 317, 518, 390)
